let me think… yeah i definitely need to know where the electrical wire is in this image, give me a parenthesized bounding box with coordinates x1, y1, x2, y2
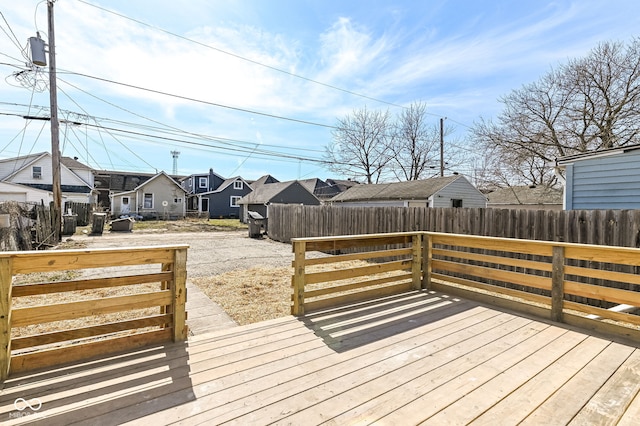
(76, 0, 408, 110)
(0, 11, 24, 53)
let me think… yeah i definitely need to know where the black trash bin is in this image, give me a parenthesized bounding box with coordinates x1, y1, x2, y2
(247, 211, 264, 238)
(62, 214, 77, 236)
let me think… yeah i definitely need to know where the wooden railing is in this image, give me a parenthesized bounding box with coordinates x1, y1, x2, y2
(291, 232, 640, 341)
(0, 245, 188, 381)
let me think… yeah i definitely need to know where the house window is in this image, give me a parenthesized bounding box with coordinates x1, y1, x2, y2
(233, 180, 243, 190)
(174, 198, 182, 203)
(143, 193, 154, 209)
(230, 196, 241, 207)
(452, 199, 463, 208)
(199, 177, 208, 189)
(32, 166, 42, 179)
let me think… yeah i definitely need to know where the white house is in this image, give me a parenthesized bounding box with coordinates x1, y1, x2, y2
(0, 152, 94, 204)
(556, 144, 640, 210)
(110, 171, 187, 219)
(329, 175, 487, 208)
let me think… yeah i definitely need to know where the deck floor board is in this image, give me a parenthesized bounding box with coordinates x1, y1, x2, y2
(1, 290, 639, 425)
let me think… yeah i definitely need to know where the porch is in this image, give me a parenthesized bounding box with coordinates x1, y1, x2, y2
(1, 290, 639, 424)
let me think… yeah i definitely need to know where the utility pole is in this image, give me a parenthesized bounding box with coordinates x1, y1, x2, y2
(48, 0, 62, 242)
(439, 117, 444, 177)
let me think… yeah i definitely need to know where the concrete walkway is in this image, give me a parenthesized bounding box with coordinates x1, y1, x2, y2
(186, 281, 237, 336)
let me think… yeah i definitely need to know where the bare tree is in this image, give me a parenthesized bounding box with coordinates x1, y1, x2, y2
(390, 102, 440, 180)
(325, 107, 392, 183)
(472, 38, 640, 187)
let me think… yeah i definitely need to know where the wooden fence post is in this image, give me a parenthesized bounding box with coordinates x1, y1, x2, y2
(411, 233, 422, 291)
(0, 258, 12, 381)
(172, 247, 188, 341)
(292, 240, 306, 316)
(422, 233, 432, 290)
(551, 245, 565, 323)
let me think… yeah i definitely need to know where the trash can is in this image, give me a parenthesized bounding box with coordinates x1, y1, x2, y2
(62, 214, 77, 236)
(110, 217, 134, 232)
(247, 211, 264, 238)
(91, 212, 107, 235)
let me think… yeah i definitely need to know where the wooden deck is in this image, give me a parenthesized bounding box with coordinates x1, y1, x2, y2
(2, 290, 640, 425)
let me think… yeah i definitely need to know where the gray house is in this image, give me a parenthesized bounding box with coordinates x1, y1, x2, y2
(329, 175, 487, 208)
(556, 144, 640, 210)
(110, 171, 187, 219)
(200, 176, 252, 219)
(237, 180, 321, 223)
(486, 185, 563, 210)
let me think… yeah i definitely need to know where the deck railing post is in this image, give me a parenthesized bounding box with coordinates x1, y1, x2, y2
(551, 245, 565, 323)
(171, 248, 188, 341)
(422, 233, 432, 290)
(0, 258, 12, 381)
(292, 240, 306, 316)
(411, 234, 422, 291)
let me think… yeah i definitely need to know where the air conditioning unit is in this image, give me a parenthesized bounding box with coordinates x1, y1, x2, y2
(33, 172, 42, 179)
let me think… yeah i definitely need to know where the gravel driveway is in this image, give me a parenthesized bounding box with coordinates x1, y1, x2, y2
(77, 230, 295, 278)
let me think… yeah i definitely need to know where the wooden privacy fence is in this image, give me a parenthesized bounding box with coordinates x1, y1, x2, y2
(0, 244, 188, 381)
(270, 204, 640, 248)
(291, 232, 640, 341)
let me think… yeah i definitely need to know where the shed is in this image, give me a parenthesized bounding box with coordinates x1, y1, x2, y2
(556, 144, 640, 210)
(237, 180, 320, 223)
(329, 175, 487, 208)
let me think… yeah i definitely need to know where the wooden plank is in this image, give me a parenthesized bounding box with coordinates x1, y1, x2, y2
(429, 232, 553, 256)
(11, 290, 173, 327)
(0, 258, 11, 381)
(305, 273, 413, 299)
(11, 272, 172, 297)
(305, 259, 412, 285)
(302, 235, 412, 252)
(432, 247, 553, 272)
(423, 233, 432, 290)
(304, 282, 413, 312)
(292, 241, 306, 316)
(411, 234, 422, 291)
(563, 281, 640, 306)
(172, 248, 188, 341)
(564, 264, 640, 287)
(569, 349, 640, 424)
(520, 342, 635, 426)
(9, 329, 172, 374)
(430, 274, 551, 306)
(11, 314, 171, 350)
(9, 245, 187, 274)
(564, 244, 640, 266)
(431, 258, 552, 291)
(563, 301, 640, 326)
(299, 248, 412, 267)
(551, 246, 565, 322)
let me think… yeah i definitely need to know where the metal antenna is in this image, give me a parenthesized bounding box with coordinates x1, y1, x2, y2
(171, 150, 180, 175)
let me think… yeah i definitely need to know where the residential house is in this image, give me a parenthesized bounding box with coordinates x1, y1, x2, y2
(247, 174, 279, 188)
(0, 152, 94, 204)
(486, 185, 563, 210)
(297, 178, 358, 202)
(200, 176, 252, 219)
(181, 169, 226, 213)
(0, 181, 60, 203)
(556, 144, 640, 210)
(237, 180, 321, 223)
(110, 171, 187, 219)
(329, 175, 487, 208)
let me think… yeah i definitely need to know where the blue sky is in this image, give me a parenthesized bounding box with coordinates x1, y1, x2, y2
(1, 0, 639, 182)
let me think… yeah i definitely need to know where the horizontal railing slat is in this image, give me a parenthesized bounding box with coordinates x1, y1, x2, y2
(12, 272, 173, 297)
(431, 248, 552, 272)
(564, 281, 640, 306)
(10, 329, 173, 374)
(304, 282, 413, 312)
(12, 290, 172, 327)
(305, 273, 413, 299)
(305, 260, 411, 285)
(300, 248, 412, 267)
(11, 314, 172, 350)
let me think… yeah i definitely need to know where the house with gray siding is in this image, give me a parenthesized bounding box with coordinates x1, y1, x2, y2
(329, 175, 487, 208)
(200, 176, 252, 219)
(486, 185, 563, 210)
(556, 144, 640, 210)
(237, 180, 321, 223)
(110, 171, 186, 219)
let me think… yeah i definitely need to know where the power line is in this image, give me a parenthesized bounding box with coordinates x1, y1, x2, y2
(76, 0, 408, 110)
